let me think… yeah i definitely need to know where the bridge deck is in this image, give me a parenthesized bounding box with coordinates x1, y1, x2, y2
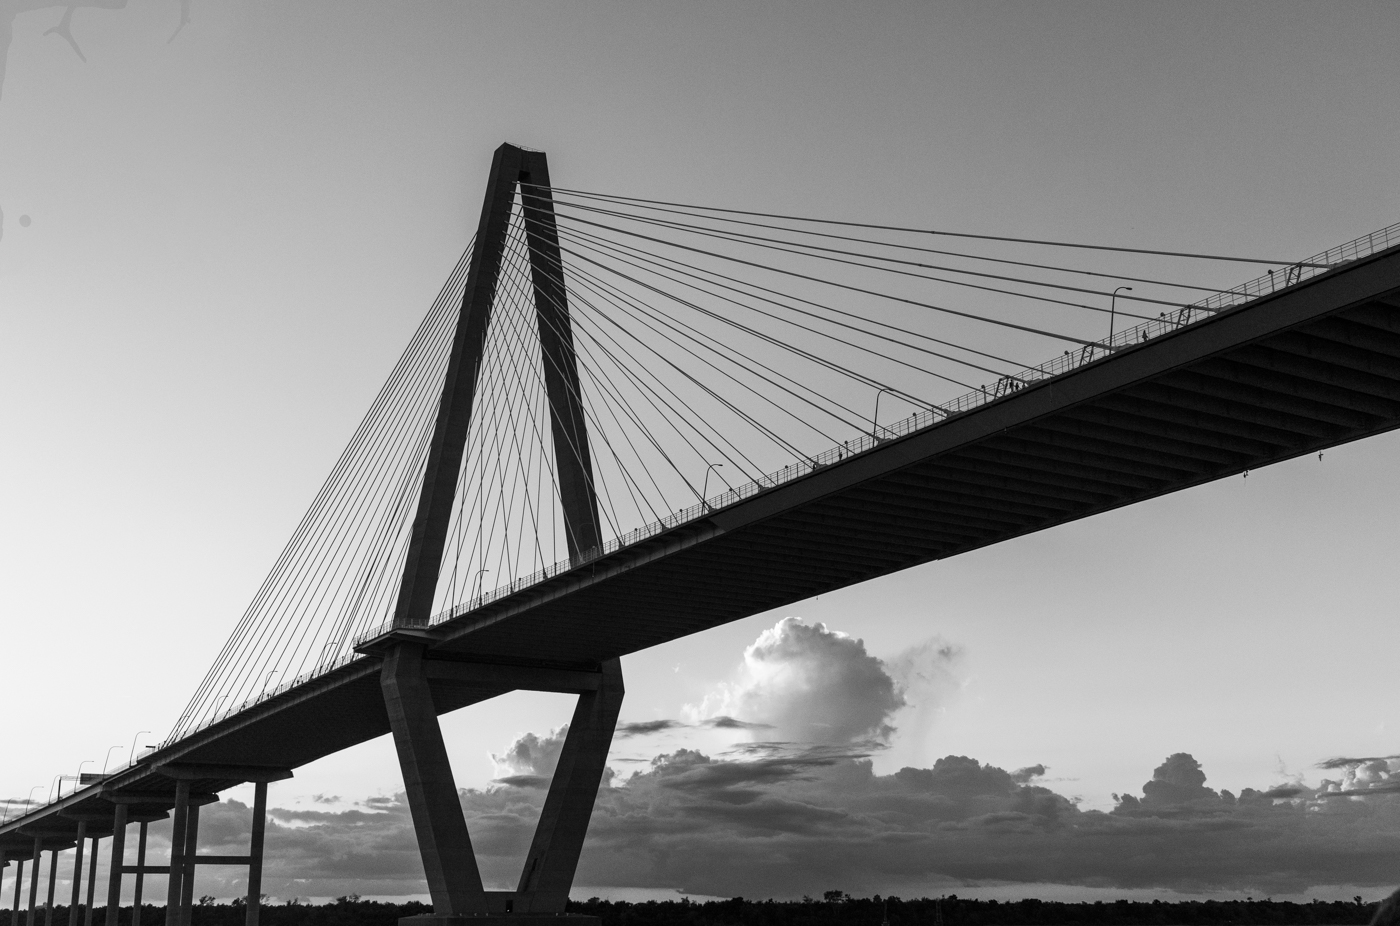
(6, 241, 1400, 858)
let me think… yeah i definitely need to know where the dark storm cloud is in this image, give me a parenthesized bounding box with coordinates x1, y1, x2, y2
(616, 720, 686, 737)
(1319, 755, 1400, 770)
(704, 716, 773, 730)
(492, 775, 550, 790)
(178, 749, 1400, 901)
(161, 623, 1400, 900)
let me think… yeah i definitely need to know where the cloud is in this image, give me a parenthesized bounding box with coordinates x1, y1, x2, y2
(1319, 755, 1400, 771)
(617, 720, 686, 737)
(1315, 756, 1400, 798)
(704, 716, 773, 731)
(1011, 765, 1047, 784)
(492, 726, 568, 779)
(702, 618, 905, 745)
(149, 621, 1400, 901)
(173, 747, 1400, 902)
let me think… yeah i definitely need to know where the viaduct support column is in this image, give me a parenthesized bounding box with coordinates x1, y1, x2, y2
(83, 834, 98, 926)
(515, 659, 624, 914)
(382, 642, 488, 917)
(43, 849, 57, 926)
(67, 822, 87, 926)
(177, 805, 199, 926)
(163, 783, 189, 926)
(103, 804, 127, 926)
(27, 837, 41, 926)
(12, 858, 24, 920)
(128, 824, 146, 926)
(244, 783, 266, 926)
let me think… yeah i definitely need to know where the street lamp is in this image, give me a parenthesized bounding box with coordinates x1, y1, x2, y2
(1109, 286, 1133, 343)
(701, 463, 724, 510)
(127, 730, 151, 768)
(872, 387, 900, 440)
(101, 746, 125, 776)
(473, 568, 490, 599)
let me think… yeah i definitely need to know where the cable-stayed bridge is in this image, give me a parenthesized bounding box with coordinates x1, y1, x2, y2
(4, 143, 1400, 926)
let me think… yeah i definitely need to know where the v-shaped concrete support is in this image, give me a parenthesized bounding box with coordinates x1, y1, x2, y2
(382, 643, 489, 916)
(383, 650, 621, 924)
(515, 658, 623, 913)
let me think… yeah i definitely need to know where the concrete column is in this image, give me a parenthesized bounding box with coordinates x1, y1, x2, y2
(176, 806, 198, 926)
(26, 838, 41, 926)
(129, 825, 147, 926)
(516, 658, 624, 913)
(381, 643, 487, 916)
(12, 858, 24, 919)
(103, 803, 128, 926)
(83, 837, 98, 926)
(244, 784, 266, 926)
(162, 783, 189, 926)
(68, 822, 87, 926)
(43, 850, 57, 926)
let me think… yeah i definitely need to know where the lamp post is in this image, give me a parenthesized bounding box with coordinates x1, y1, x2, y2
(872, 387, 897, 440)
(701, 463, 724, 510)
(101, 746, 124, 776)
(1109, 286, 1133, 343)
(127, 730, 151, 769)
(473, 568, 490, 599)
(74, 760, 93, 792)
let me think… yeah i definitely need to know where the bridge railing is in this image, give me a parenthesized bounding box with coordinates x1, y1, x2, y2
(344, 220, 1400, 649)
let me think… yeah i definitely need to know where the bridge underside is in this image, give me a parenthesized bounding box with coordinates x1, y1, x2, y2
(6, 243, 1400, 875)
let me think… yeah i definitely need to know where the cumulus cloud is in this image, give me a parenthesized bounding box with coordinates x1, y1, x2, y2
(1316, 756, 1400, 797)
(702, 618, 905, 746)
(491, 725, 568, 782)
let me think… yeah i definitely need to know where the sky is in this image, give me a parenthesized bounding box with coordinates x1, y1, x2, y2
(2, 0, 1400, 905)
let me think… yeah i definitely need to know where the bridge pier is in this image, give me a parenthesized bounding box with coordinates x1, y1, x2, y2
(82, 829, 98, 924)
(136, 767, 283, 926)
(26, 837, 39, 926)
(163, 782, 188, 926)
(67, 822, 86, 926)
(103, 804, 126, 926)
(513, 658, 624, 915)
(11, 858, 23, 922)
(382, 642, 489, 918)
(128, 822, 146, 926)
(378, 639, 621, 926)
(177, 804, 199, 926)
(43, 849, 56, 926)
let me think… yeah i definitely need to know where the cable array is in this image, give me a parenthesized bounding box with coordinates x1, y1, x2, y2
(166, 243, 475, 742)
(169, 178, 1353, 744)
